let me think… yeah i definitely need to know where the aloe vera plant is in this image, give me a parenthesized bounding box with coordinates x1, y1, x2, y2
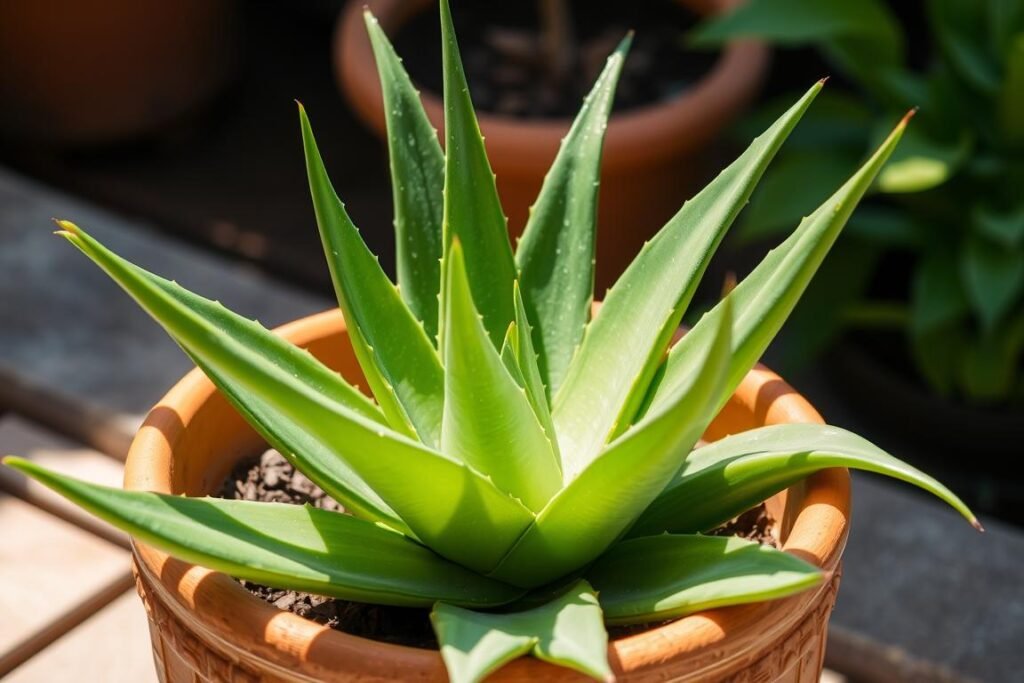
(3, 3, 980, 681)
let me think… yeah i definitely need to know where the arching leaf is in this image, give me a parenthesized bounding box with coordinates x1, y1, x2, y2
(5, 457, 522, 608)
(630, 423, 979, 537)
(589, 534, 823, 625)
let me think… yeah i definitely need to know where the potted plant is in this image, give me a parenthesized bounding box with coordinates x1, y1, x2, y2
(691, 0, 1024, 492)
(335, 0, 769, 289)
(4, 3, 977, 681)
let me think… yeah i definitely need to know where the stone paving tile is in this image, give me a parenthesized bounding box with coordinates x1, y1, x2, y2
(832, 473, 1024, 682)
(0, 494, 131, 675)
(5, 591, 157, 683)
(0, 167, 329, 458)
(0, 416, 128, 547)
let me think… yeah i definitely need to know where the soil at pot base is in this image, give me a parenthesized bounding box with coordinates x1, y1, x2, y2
(219, 448, 780, 648)
(392, 0, 717, 118)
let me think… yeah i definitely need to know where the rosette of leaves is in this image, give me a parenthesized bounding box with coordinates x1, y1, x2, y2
(693, 0, 1024, 404)
(3, 2, 979, 681)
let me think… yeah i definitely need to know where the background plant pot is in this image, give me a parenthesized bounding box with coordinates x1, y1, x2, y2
(126, 308, 849, 682)
(335, 0, 768, 290)
(0, 0, 240, 147)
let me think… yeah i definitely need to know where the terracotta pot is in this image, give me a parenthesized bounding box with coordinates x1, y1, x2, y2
(0, 0, 239, 147)
(127, 308, 850, 682)
(335, 0, 768, 291)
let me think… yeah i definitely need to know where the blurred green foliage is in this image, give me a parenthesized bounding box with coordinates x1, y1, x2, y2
(695, 0, 1024, 404)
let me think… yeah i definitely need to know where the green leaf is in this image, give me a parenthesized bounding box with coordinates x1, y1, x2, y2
(910, 249, 969, 334)
(439, 0, 516, 346)
(364, 11, 445, 340)
(489, 300, 732, 588)
(178, 344, 409, 535)
(300, 106, 445, 447)
(3, 457, 523, 609)
(928, 0, 1002, 93)
(432, 580, 610, 683)
(974, 204, 1024, 248)
(55, 223, 408, 531)
(515, 35, 630, 395)
(876, 125, 971, 194)
(630, 424, 979, 537)
(56, 222, 534, 573)
(441, 242, 561, 511)
(959, 317, 1024, 401)
(739, 151, 862, 242)
(642, 112, 911, 424)
(502, 284, 559, 457)
(735, 90, 873, 153)
(846, 205, 921, 247)
(911, 322, 968, 397)
(989, 2, 1024, 57)
(772, 238, 879, 372)
(691, 0, 904, 69)
(999, 33, 1024, 144)
(588, 534, 823, 625)
(552, 83, 822, 482)
(961, 235, 1024, 330)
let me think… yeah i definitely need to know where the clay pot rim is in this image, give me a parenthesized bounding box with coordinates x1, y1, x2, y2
(334, 0, 770, 173)
(127, 308, 849, 679)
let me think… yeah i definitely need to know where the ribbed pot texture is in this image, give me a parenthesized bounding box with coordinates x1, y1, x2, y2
(127, 309, 850, 682)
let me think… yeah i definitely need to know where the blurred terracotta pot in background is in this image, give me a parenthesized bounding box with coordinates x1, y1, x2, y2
(336, 0, 768, 289)
(0, 0, 239, 147)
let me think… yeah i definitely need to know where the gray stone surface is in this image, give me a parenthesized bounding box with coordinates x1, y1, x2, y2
(832, 473, 1024, 682)
(0, 168, 328, 456)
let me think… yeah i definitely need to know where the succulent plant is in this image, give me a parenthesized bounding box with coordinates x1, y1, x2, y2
(694, 0, 1024, 404)
(3, 2, 979, 681)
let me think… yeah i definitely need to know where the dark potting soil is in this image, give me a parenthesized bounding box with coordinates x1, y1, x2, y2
(217, 449, 778, 648)
(392, 0, 718, 119)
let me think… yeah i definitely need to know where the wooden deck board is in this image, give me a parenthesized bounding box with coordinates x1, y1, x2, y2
(5, 591, 157, 683)
(0, 495, 131, 675)
(0, 416, 128, 547)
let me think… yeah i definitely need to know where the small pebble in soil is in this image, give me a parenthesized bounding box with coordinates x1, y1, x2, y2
(218, 449, 778, 647)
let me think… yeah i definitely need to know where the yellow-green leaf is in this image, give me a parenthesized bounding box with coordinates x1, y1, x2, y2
(552, 83, 823, 482)
(642, 111, 912, 424)
(300, 106, 445, 446)
(630, 423, 979, 536)
(442, 242, 561, 512)
(515, 35, 630, 395)
(4, 457, 522, 608)
(365, 11, 445, 338)
(431, 580, 610, 683)
(489, 300, 732, 588)
(57, 222, 534, 573)
(439, 0, 516, 346)
(589, 534, 823, 625)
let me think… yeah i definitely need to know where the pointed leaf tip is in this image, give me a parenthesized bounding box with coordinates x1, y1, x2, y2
(901, 107, 919, 125)
(54, 218, 79, 234)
